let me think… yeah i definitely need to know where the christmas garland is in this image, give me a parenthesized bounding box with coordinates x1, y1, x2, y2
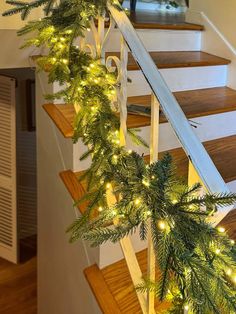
(3, 1, 236, 312)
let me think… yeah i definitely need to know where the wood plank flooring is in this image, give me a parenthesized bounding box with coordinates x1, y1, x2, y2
(0, 257, 37, 314)
(0, 239, 37, 314)
(106, 51, 231, 71)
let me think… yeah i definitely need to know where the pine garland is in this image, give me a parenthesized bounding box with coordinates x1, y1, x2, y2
(3, 1, 236, 312)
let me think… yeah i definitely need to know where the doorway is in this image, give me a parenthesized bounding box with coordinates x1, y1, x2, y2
(0, 68, 37, 263)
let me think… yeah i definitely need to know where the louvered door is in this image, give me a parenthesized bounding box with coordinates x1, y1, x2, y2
(0, 75, 17, 263)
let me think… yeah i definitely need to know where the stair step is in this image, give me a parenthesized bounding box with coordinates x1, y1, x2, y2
(84, 250, 171, 314)
(106, 51, 231, 71)
(128, 11, 204, 31)
(43, 87, 236, 135)
(60, 135, 236, 235)
(102, 11, 203, 31)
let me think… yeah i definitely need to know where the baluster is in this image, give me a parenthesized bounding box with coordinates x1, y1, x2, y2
(148, 94, 160, 314)
(106, 34, 147, 314)
(87, 18, 148, 313)
(119, 35, 128, 145)
(98, 16, 105, 59)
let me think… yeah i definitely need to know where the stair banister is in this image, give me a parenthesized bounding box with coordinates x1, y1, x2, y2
(108, 2, 234, 225)
(76, 6, 234, 314)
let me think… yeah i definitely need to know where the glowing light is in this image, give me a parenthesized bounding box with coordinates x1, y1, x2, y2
(87, 28, 91, 32)
(98, 207, 103, 212)
(142, 179, 150, 187)
(128, 150, 132, 154)
(158, 220, 166, 231)
(172, 199, 178, 204)
(233, 276, 236, 284)
(146, 210, 152, 217)
(60, 37, 66, 42)
(151, 175, 155, 179)
(226, 268, 232, 276)
(134, 198, 141, 205)
(215, 248, 221, 255)
(230, 240, 235, 245)
(218, 227, 226, 233)
(106, 183, 112, 189)
(184, 305, 189, 311)
(62, 59, 68, 64)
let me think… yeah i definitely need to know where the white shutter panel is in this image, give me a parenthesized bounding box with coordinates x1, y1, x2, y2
(0, 75, 17, 263)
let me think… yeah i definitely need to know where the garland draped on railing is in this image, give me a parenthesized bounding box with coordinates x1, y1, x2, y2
(3, 1, 236, 313)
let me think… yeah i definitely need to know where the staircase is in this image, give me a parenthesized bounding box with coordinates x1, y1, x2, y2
(41, 11, 236, 314)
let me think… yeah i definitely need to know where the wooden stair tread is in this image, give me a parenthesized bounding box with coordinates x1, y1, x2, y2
(84, 250, 171, 314)
(129, 11, 204, 31)
(131, 20, 203, 31)
(43, 87, 236, 134)
(106, 51, 231, 71)
(101, 12, 203, 31)
(128, 87, 236, 128)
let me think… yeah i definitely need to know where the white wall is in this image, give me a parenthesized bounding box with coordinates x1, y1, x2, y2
(0, 3, 42, 29)
(36, 73, 101, 314)
(187, 0, 236, 89)
(0, 30, 38, 69)
(189, 0, 236, 49)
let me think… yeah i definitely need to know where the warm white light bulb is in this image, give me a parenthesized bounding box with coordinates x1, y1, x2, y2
(226, 268, 232, 276)
(62, 59, 68, 64)
(142, 179, 150, 187)
(134, 198, 141, 205)
(158, 221, 166, 231)
(106, 183, 111, 189)
(218, 227, 225, 233)
(184, 305, 189, 311)
(215, 248, 221, 255)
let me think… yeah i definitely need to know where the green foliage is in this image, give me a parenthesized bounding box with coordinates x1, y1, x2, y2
(3, 1, 236, 313)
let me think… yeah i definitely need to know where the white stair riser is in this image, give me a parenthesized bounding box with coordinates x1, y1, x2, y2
(126, 111, 236, 156)
(103, 29, 201, 52)
(99, 229, 147, 269)
(227, 181, 236, 193)
(127, 65, 228, 96)
(73, 111, 236, 177)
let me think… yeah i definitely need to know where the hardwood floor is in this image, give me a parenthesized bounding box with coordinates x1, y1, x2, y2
(0, 240, 37, 314)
